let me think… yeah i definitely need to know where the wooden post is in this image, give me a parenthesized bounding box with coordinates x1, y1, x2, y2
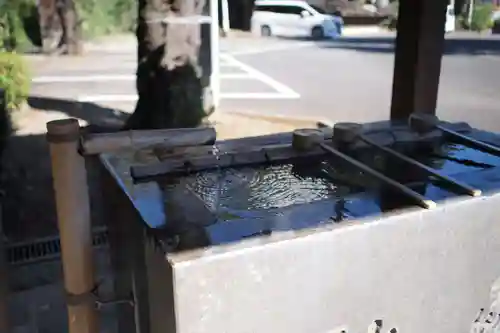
(390, 0, 448, 121)
(46, 119, 98, 333)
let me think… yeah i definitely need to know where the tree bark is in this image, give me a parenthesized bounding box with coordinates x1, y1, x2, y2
(38, 0, 81, 55)
(56, 0, 82, 55)
(124, 0, 207, 130)
(39, 0, 60, 53)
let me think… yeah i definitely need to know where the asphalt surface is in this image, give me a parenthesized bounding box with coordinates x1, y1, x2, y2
(221, 32, 500, 132)
(30, 31, 500, 132)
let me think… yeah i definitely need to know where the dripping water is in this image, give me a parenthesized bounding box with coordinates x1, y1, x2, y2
(212, 144, 223, 219)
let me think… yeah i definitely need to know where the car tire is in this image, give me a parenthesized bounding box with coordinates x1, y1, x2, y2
(311, 26, 324, 40)
(261, 25, 272, 37)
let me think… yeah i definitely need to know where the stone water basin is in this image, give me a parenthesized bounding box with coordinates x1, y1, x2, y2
(98, 122, 500, 333)
(100, 125, 500, 252)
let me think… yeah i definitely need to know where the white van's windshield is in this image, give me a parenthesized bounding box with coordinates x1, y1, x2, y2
(309, 5, 326, 14)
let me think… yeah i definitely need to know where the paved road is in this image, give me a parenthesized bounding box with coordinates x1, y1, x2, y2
(221, 32, 500, 132)
(29, 32, 500, 132)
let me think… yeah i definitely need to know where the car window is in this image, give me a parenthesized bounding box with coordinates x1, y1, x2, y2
(255, 5, 271, 12)
(287, 6, 305, 15)
(272, 5, 303, 15)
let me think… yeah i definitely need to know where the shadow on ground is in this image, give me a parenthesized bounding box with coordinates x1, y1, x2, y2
(28, 96, 130, 130)
(1, 97, 129, 241)
(276, 34, 500, 55)
(316, 36, 500, 55)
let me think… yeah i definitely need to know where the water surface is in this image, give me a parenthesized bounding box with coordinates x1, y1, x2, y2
(154, 141, 500, 248)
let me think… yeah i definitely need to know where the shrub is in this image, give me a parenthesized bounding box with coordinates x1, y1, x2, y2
(0, 87, 13, 158)
(0, 0, 38, 51)
(76, 0, 136, 39)
(1, 0, 135, 51)
(470, 3, 494, 32)
(0, 51, 30, 110)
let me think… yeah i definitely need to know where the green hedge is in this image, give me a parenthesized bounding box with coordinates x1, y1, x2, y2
(470, 3, 494, 32)
(0, 0, 37, 51)
(76, 0, 137, 39)
(1, 0, 136, 51)
(0, 51, 31, 110)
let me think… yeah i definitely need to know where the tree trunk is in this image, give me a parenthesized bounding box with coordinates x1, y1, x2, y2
(38, 0, 81, 55)
(39, 0, 60, 53)
(124, 0, 207, 130)
(56, 0, 82, 55)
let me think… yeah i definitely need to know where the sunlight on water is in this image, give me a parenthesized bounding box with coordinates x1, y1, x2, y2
(182, 163, 352, 214)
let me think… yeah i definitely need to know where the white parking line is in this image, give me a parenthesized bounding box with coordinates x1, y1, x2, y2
(220, 54, 300, 99)
(34, 72, 253, 83)
(34, 53, 301, 102)
(78, 92, 297, 102)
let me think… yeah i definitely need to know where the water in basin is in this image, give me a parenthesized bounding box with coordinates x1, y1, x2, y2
(157, 141, 500, 248)
(160, 159, 386, 246)
(413, 142, 500, 175)
(188, 164, 347, 211)
(169, 160, 370, 220)
(352, 141, 500, 201)
(159, 155, 431, 248)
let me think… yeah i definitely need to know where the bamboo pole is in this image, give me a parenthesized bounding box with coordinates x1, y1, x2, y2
(409, 113, 500, 156)
(46, 119, 98, 333)
(292, 129, 436, 209)
(333, 122, 481, 197)
(130, 142, 326, 179)
(82, 127, 216, 155)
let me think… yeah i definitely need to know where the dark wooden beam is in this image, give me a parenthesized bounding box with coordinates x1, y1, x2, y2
(390, 0, 448, 121)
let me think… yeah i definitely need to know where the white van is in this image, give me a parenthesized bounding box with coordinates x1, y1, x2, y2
(251, 0, 343, 39)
